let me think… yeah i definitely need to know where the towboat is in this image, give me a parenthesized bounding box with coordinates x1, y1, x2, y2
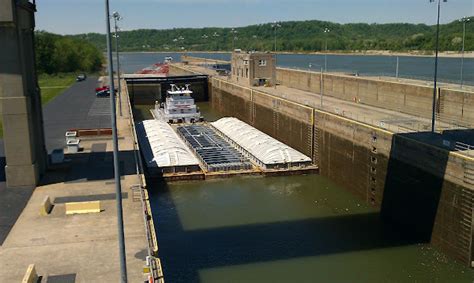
(153, 84, 203, 124)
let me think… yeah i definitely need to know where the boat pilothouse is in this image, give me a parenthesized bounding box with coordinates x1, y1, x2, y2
(153, 84, 203, 124)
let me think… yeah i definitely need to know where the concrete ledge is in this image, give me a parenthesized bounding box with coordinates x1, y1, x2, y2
(21, 264, 37, 283)
(65, 201, 101, 215)
(39, 196, 53, 216)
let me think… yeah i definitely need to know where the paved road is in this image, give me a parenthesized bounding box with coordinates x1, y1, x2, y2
(43, 76, 111, 152)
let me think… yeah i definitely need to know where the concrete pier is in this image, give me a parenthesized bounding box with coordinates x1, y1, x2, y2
(0, 0, 47, 188)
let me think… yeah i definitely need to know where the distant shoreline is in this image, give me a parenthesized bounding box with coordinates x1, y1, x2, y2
(120, 50, 474, 59)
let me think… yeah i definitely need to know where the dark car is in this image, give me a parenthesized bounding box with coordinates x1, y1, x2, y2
(96, 89, 110, 97)
(76, 73, 87, 82)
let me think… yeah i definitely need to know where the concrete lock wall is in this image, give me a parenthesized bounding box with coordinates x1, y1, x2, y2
(168, 64, 201, 76)
(0, 0, 47, 188)
(211, 78, 313, 157)
(277, 67, 474, 126)
(210, 75, 474, 267)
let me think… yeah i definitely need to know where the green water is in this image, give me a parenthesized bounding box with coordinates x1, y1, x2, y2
(150, 176, 472, 283)
(140, 102, 473, 282)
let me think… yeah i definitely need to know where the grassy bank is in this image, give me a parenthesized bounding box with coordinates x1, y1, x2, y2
(38, 73, 77, 105)
(0, 73, 77, 138)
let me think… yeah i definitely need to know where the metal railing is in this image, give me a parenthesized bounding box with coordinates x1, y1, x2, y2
(124, 79, 164, 282)
(455, 142, 474, 157)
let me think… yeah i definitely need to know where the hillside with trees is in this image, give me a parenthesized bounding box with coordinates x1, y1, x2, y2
(70, 18, 473, 53)
(35, 31, 103, 74)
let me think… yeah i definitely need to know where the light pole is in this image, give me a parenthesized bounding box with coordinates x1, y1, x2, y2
(395, 56, 399, 79)
(104, 1, 127, 282)
(271, 22, 281, 89)
(271, 21, 281, 52)
(112, 11, 122, 116)
(309, 63, 325, 107)
(460, 16, 470, 89)
(178, 36, 185, 57)
(429, 0, 447, 133)
(201, 34, 209, 67)
(231, 28, 238, 50)
(212, 32, 220, 63)
(213, 32, 220, 51)
(324, 28, 330, 71)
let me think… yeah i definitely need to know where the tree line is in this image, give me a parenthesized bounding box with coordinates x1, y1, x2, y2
(70, 18, 473, 53)
(36, 31, 103, 74)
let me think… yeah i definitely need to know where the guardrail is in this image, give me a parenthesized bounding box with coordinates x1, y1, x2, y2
(124, 79, 164, 282)
(455, 142, 474, 157)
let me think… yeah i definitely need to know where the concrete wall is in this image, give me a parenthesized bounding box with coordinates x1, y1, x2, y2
(0, 0, 47, 188)
(211, 78, 313, 157)
(210, 75, 474, 267)
(277, 67, 474, 126)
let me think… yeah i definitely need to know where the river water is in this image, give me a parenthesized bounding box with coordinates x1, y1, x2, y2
(118, 52, 474, 85)
(143, 103, 474, 283)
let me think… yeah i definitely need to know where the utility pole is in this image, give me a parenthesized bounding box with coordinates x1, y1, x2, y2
(429, 0, 447, 133)
(112, 12, 122, 116)
(105, 1, 127, 282)
(460, 16, 470, 89)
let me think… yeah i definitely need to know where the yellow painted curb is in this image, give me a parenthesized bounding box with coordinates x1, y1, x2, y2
(22, 264, 37, 283)
(65, 201, 101, 215)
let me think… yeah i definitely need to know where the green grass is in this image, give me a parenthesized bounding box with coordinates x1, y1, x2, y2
(0, 73, 77, 138)
(38, 73, 77, 105)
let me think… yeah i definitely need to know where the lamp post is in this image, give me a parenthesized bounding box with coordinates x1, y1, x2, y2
(104, 1, 127, 282)
(324, 28, 330, 71)
(213, 32, 220, 51)
(271, 22, 281, 89)
(112, 11, 122, 116)
(212, 32, 220, 63)
(429, 0, 447, 133)
(395, 56, 400, 78)
(459, 16, 470, 89)
(309, 63, 325, 107)
(271, 21, 281, 52)
(231, 28, 238, 50)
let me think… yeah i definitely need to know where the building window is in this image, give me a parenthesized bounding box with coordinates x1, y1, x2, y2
(258, 60, 267, 66)
(243, 60, 249, 65)
(245, 68, 249, 78)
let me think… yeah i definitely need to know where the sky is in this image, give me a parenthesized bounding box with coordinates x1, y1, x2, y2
(36, 0, 474, 35)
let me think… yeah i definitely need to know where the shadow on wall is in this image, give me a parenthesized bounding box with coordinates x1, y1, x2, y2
(149, 179, 422, 283)
(381, 130, 463, 243)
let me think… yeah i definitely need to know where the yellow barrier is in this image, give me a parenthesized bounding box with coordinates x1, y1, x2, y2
(39, 196, 53, 216)
(65, 201, 101, 215)
(22, 264, 38, 283)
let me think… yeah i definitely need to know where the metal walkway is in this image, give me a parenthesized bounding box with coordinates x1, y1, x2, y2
(177, 125, 252, 172)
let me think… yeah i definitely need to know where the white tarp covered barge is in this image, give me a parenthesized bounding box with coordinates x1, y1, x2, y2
(136, 120, 200, 175)
(211, 117, 312, 170)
